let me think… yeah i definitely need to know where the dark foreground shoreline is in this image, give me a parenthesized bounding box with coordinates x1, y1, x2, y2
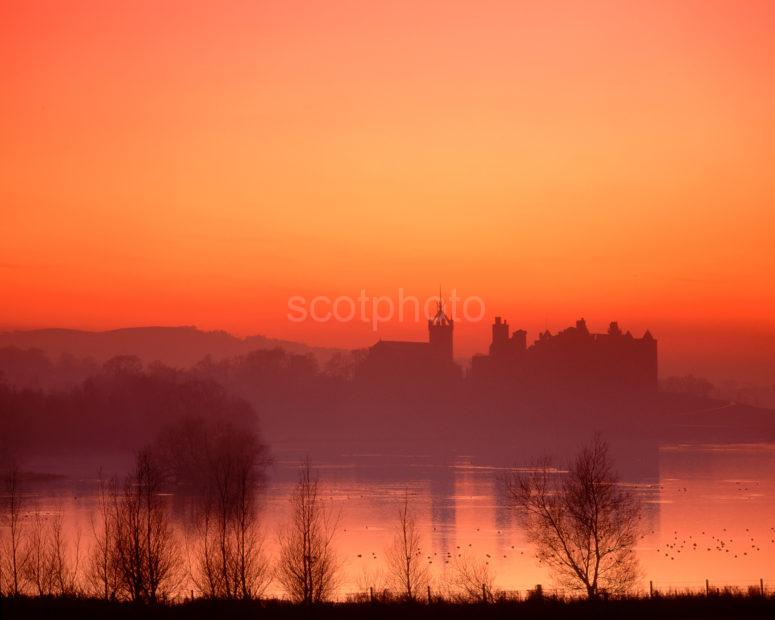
(3, 595, 775, 620)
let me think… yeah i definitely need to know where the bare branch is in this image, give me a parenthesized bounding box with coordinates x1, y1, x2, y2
(506, 435, 642, 598)
(276, 458, 340, 603)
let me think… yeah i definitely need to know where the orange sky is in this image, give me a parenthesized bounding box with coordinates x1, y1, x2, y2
(2, 1, 775, 376)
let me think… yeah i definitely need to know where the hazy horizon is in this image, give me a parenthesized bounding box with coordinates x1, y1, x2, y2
(2, 317, 774, 385)
(3, 1, 775, 384)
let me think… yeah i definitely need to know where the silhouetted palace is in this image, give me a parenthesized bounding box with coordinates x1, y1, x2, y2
(358, 299, 460, 384)
(470, 316, 657, 391)
(360, 305, 657, 392)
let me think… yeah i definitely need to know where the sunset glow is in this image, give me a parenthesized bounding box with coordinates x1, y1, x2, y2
(5, 4, 775, 613)
(3, 1, 775, 374)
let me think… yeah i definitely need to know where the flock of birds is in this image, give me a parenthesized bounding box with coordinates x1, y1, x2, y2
(654, 527, 771, 561)
(346, 523, 533, 566)
(346, 527, 775, 567)
(651, 479, 771, 564)
(339, 480, 774, 572)
(352, 536, 529, 565)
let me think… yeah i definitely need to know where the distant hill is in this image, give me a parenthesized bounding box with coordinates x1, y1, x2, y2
(0, 326, 344, 368)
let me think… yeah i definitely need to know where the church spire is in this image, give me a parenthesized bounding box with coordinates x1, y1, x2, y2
(431, 287, 451, 326)
(428, 288, 454, 359)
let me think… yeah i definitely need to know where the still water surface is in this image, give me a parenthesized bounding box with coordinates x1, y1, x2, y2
(23, 442, 775, 598)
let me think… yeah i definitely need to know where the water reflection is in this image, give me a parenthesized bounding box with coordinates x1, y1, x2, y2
(17, 442, 775, 598)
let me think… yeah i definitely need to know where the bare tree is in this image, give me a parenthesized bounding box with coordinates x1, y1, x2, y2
(355, 564, 386, 600)
(193, 448, 271, 599)
(48, 512, 81, 596)
(1, 467, 26, 596)
(506, 435, 642, 598)
(448, 550, 496, 602)
(228, 454, 271, 599)
(276, 458, 339, 603)
(385, 491, 429, 600)
(112, 450, 180, 602)
(156, 416, 271, 599)
(24, 510, 81, 597)
(23, 511, 51, 596)
(87, 473, 121, 599)
(199, 423, 269, 599)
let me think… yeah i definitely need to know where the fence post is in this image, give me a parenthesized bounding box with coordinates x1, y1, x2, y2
(482, 582, 487, 603)
(761, 578, 765, 597)
(649, 580, 653, 598)
(427, 584, 432, 604)
(705, 579, 709, 596)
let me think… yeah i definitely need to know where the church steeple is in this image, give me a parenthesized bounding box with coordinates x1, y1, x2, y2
(430, 289, 452, 327)
(428, 289, 453, 359)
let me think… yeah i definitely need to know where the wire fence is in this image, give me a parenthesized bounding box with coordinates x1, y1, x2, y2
(334, 578, 775, 604)
(162, 582, 775, 605)
(159, 576, 775, 604)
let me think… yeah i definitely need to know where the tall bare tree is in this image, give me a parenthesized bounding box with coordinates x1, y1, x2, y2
(24, 511, 81, 596)
(23, 511, 51, 596)
(87, 473, 121, 599)
(48, 512, 81, 596)
(229, 453, 271, 599)
(385, 491, 429, 600)
(112, 450, 179, 602)
(506, 435, 641, 598)
(276, 458, 339, 603)
(1, 466, 26, 596)
(156, 416, 271, 599)
(194, 424, 270, 599)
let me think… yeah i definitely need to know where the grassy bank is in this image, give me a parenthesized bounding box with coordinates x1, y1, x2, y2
(3, 594, 775, 620)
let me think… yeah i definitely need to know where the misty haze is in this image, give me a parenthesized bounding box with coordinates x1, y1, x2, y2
(2, 2, 775, 619)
